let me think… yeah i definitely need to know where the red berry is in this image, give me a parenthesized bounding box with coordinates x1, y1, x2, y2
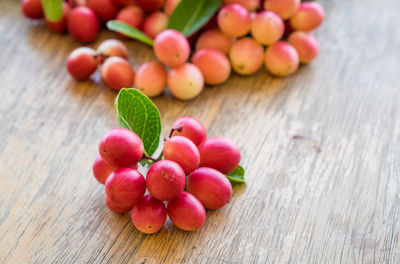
(21, 0, 43, 19)
(113, 0, 135, 7)
(290, 2, 325, 31)
(67, 6, 99, 43)
(154, 29, 190, 67)
(264, 41, 299, 76)
(101, 57, 134, 91)
(288, 31, 319, 63)
(229, 37, 264, 75)
(142, 12, 168, 39)
(163, 136, 200, 174)
(45, 2, 71, 33)
(251, 11, 284, 45)
(167, 63, 204, 100)
(217, 4, 251, 37)
(92, 155, 118, 184)
(87, 0, 118, 22)
(171, 117, 207, 146)
(105, 197, 132, 213)
(264, 0, 300, 20)
(134, 61, 167, 97)
(131, 195, 167, 234)
(97, 39, 128, 60)
(135, 0, 164, 12)
(66, 47, 98, 80)
(116, 6, 145, 32)
(192, 48, 231, 85)
(195, 29, 234, 55)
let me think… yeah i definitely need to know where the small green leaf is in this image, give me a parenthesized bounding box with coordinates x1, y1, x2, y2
(168, 0, 221, 37)
(107, 21, 154, 46)
(226, 165, 245, 183)
(115, 88, 161, 156)
(42, 0, 63, 22)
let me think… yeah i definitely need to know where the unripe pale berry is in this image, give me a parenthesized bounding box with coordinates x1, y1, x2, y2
(105, 197, 132, 213)
(101, 57, 134, 91)
(135, 0, 164, 12)
(116, 6, 145, 33)
(167, 63, 204, 100)
(21, 0, 43, 19)
(45, 2, 71, 33)
(67, 6, 99, 43)
(105, 168, 146, 207)
(97, 39, 128, 60)
(265, 41, 299, 76)
(223, 0, 260, 11)
(163, 136, 200, 174)
(99, 128, 144, 167)
(290, 2, 324, 31)
(264, 0, 300, 20)
(164, 0, 181, 16)
(251, 11, 284, 45)
(87, 0, 118, 22)
(192, 48, 231, 85)
(229, 37, 264, 75)
(167, 192, 206, 231)
(154, 29, 190, 67)
(143, 12, 168, 39)
(66, 47, 98, 80)
(195, 29, 234, 55)
(131, 195, 167, 234)
(113, 0, 135, 7)
(134, 61, 167, 97)
(171, 117, 207, 146)
(217, 4, 251, 37)
(198, 136, 241, 174)
(288, 31, 318, 63)
(92, 155, 118, 184)
(146, 160, 185, 201)
(187, 167, 232, 209)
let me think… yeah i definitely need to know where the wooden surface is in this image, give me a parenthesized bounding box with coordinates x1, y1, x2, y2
(1, 0, 400, 263)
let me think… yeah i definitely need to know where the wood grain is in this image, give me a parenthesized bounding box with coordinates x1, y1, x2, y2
(1, 0, 400, 263)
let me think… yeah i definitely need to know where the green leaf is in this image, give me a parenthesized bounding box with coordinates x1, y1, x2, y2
(226, 165, 245, 183)
(42, 0, 63, 22)
(115, 88, 161, 156)
(107, 21, 154, 46)
(168, 0, 221, 37)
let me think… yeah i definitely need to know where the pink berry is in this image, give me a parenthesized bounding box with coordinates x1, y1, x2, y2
(112, 0, 135, 7)
(171, 117, 207, 146)
(198, 136, 241, 174)
(195, 29, 234, 55)
(164, 0, 181, 16)
(131, 195, 167, 234)
(154, 29, 190, 67)
(98, 128, 144, 167)
(167, 192, 206, 231)
(217, 4, 251, 37)
(167, 63, 204, 100)
(135, 0, 164, 12)
(67, 6, 99, 43)
(290, 2, 324, 31)
(66, 47, 98, 80)
(143, 12, 168, 39)
(223, 0, 260, 11)
(264, 0, 300, 20)
(187, 167, 232, 209)
(21, 0, 43, 19)
(97, 39, 128, 60)
(105, 197, 132, 213)
(101, 57, 134, 91)
(105, 168, 146, 207)
(288, 31, 318, 63)
(87, 0, 118, 22)
(92, 155, 118, 184)
(229, 37, 264, 75)
(45, 2, 71, 33)
(134, 61, 167, 97)
(163, 136, 200, 174)
(146, 160, 185, 201)
(192, 48, 231, 85)
(265, 41, 299, 76)
(251, 11, 284, 45)
(116, 6, 145, 34)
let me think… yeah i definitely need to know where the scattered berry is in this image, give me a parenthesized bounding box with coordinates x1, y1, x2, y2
(96, 39, 128, 60)
(67, 6, 99, 43)
(142, 12, 168, 39)
(134, 61, 167, 97)
(21, 0, 43, 19)
(66, 47, 98, 80)
(101, 56, 134, 91)
(167, 63, 204, 100)
(154, 29, 190, 67)
(116, 6, 145, 33)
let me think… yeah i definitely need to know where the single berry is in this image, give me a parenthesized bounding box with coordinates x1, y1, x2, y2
(217, 4, 251, 37)
(251, 11, 284, 45)
(116, 6, 145, 36)
(223, 0, 260, 11)
(142, 12, 168, 39)
(67, 6, 99, 43)
(131, 195, 167, 234)
(66, 47, 98, 80)
(264, 41, 299, 76)
(92, 155, 118, 184)
(87, 0, 118, 22)
(192, 48, 231, 85)
(97, 39, 128, 61)
(164, 0, 181, 16)
(290, 2, 325, 31)
(264, 0, 300, 20)
(195, 29, 234, 55)
(101, 57, 134, 91)
(134, 61, 167, 97)
(163, 136, 200, 174)
(21, 0, 43, 19)
(288, 31, 319, 63)
(45, 2, 71, 33)
(167, 63, 204, 100)
(171, 117, 207, 146)
(153, 29, 190, 67)
(229, 37, 264, 75)
(135, 0, 164, 12)
(105, 197, 132, 213)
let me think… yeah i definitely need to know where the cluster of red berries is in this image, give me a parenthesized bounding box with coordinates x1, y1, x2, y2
(93, 117, 242, 233)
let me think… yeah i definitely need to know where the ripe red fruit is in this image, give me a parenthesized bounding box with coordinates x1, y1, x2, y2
(154, 29, 190, 67)
(105, 168, 146, 207)
(195, 29, 234, 55)
(290, 2, 325, 31)
(105, 197, 132, 213)
(229, 37, 264, 75)
(97, 39, 128, 60)
(135, 0, 164, 12)
(142, 12, 168, 39)
(66, 47, 98, 80)
(288, 31, 319, 63)
(167, 63, 204, 100)
(171, 117, 207, 146)
(192, 48, 231, 85)
(164, 0, 181, 16)
(67, 6, 99, 43)
(45, 2, 71, 33)
(98, 128, 144, 167)
(21, 0, 43, 19)
(101, 57, 134, 91)
(112, 0, 135, 7)
(167, 192, 206, 231)
(131, 195, 167, 234)
(134, 61, 167, 97)
(87, 0, 118, 22)
(251, 11, 284, 45)
(92, 155, 118, 184)
(163, 136, 200, 174)
(198, 136, 241, 174)
(116, 6, 145, 33)
(223, 0, 260, 11)
(187, 167, 232, 209)
(146, 160, 185, 201)
(264, 41, 299, 76)
(264, 0, 300, 20)
(217, 4, 251, 37)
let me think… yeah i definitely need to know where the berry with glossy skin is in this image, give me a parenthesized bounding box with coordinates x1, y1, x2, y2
(167, 63, 204, 100)
(167, 192, 206, 231)
(67, 6, 99, 43)
(22, 0, 43, 19)
(265, 41, 299, 76)
(164, 0, 181, 16)
(131, 195, 167, 234)
(99, 128, 144, 167)
(217, 4, 251, 37)
(288, 31, 318, 63)
(134, 61, 166, 97)
(264, 0, 300, 20)
(116, 6, 145, 32)
(101, 57, 134, 91)
(251, 11, 284, 45)
(163, 136, 200, 174)
(154, 29, 190, 67)
(113, 0, 135, 7)
(290, 2, 324, 31)
(105, 197, 132, 213)
(187, 167, 232, 209)
(229, 37, 264, 75)
(45, 2, 71, 33)
(105, 168, 146, 207)
(97, 39, 128, 60)
(192, 48, 231, 85)
(171, 117, 207, 146)
(66, 47, 98, 80)
(87, 0, 118, 22)
(198, 136, 241, 174)
(143, 12, 168, 39)
(92, 155, 118, 184)
(223, 0, 260, 11)
(195, 29, 234, 55)
(135, 0, 164, 12)
(146, 160, 185, 201)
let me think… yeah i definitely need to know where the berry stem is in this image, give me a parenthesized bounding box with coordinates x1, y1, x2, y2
(142, 154, 159, 162)
(168, 126, 183, 138)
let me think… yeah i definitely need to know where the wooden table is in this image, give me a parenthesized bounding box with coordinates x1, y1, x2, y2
(1, 0, 399, 263)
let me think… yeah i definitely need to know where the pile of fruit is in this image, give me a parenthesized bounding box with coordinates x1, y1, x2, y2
(93, 116, 242, 233)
